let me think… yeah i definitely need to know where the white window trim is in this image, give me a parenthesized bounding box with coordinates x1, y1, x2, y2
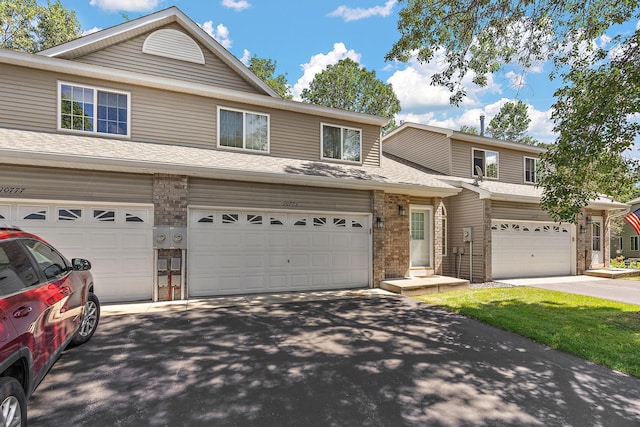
(57, 80, 131, 138)
(472, 148, 499, 180)
(320, 122, 363, 165)
(217, 106, 270, 153)
(524, 156, 538, 184)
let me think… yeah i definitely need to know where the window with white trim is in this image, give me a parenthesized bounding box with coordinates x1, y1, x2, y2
(218, 107, 269, 152)
(631, 236, 639, 251)
(58, 82, 130, 136)
(321, 123, 361, 163)
(472, 148, 498, 179)
(524, 156, 538, 184)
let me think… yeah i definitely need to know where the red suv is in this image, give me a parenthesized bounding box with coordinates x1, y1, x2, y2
(0, 225, 99, 426)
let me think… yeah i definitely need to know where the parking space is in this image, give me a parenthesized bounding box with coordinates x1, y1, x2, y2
(29, 293, 640, 426)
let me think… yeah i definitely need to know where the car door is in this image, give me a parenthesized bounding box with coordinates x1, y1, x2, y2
(20, 239, 85, 350)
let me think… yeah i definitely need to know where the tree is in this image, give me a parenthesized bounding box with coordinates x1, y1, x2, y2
(1, 0, 80, 53)
(386, 0, 640, 222)
(486, 100, 538, 145)
(248, 56, 292, 99)
(301, 58, 401, 134)
(459, 125, 479, 135)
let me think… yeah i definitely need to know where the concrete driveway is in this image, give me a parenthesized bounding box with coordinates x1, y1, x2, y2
(499, 275, 640, 305)
(28, 292, 640, 426)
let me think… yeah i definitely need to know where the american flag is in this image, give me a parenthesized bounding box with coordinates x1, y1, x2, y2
(625, 207, 640, 235)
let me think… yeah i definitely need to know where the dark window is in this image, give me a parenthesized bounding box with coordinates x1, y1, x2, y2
(23, 239, 68, 281)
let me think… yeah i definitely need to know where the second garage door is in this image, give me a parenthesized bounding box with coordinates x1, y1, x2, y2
(188, 208, 371, 296)
(492, 220, 574, 279)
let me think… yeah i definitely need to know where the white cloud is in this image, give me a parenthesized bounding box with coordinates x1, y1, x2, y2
(328, 0, 396, 22)
(82, 27, 102, 36)
(200, 21, 232, 49)
(386, 52, 501, 111)
(240, 49, 251, 65)
(291, 42, 361, 100)
(89, 0, 160, 12)
(221, 0, 250, 11)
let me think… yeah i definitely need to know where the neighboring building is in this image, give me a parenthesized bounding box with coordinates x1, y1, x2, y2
(611, 197, 640, 259)
(0, 7, 463, 302)
(382, 122, 628, 282)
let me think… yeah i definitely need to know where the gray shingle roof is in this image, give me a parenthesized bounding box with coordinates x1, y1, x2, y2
(0, 127, 458, 196)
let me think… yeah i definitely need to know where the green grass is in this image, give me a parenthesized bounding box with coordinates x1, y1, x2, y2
(415, 287, 640, 377)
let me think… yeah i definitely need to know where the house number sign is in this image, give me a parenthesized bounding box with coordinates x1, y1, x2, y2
(281, 201, 298, 207)
(0, 186, 25, 194)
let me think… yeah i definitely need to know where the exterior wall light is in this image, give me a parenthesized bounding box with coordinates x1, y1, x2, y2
(376, 217, 385, 229)
(579, 224, 587, 234)
(398, 205, 406, 216)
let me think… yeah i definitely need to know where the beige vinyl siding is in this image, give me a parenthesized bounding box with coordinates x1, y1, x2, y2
(442, 189, 485, 281)
(0, 65, 381, 165)
(189, 178, 371, 213)
(0, 65, 57, 132)
(383, 128, 450, 174)
(492, 201, 554, 222)
(75, 24, 259, 94)
(450, 138, 537, 184)
(0, 165, 153, 203)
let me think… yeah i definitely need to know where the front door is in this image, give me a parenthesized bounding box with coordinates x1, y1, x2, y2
(410, 207, 432, 268)
(591, 216, 603, 267)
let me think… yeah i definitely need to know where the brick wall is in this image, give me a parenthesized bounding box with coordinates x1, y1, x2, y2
(384, 193, 410, 278)
(372, 190, 385, 286)
(153, 174, 188, 226)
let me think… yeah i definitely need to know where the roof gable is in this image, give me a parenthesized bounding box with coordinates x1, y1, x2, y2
(37, 6, 279, 97)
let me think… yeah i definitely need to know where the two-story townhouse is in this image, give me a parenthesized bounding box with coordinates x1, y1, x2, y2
(610, 197, 640, 259)
(0, 7, 463, 302)
(383, 122, 628, 282)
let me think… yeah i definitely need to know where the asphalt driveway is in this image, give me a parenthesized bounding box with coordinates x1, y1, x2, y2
(28, 291, 640, 426)
(499, 275, 640, 305)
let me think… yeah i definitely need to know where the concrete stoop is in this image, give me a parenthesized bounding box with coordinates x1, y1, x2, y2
(585, 268, 640, 279)
(380, 275, 470, 297)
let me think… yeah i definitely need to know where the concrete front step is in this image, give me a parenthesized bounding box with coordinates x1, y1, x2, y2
(585, 268, 640, 279)
(380, 275, 470, 297)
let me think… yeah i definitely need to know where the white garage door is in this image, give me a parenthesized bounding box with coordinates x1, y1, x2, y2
(0, 202, 153, 302)
(188, 208, 370, 296)
(492, 221, 573, 279)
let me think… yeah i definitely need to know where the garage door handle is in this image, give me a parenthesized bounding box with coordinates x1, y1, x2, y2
(13, 306, 32, 318)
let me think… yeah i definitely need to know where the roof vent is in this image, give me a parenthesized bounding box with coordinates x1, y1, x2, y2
(142, 29, 205, 64)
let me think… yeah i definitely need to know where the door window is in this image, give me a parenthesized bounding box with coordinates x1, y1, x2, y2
(592, 222, 601, 251)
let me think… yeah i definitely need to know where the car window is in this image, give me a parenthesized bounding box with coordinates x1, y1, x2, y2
(0, 240, 40, 295)
(22, 239, 69, 281)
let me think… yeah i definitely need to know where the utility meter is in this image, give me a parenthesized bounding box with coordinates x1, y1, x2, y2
(462, 227, 472, 242)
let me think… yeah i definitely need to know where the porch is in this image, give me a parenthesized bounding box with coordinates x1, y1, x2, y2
(380, 275, 470, 297)
(585, 268, 640, 279)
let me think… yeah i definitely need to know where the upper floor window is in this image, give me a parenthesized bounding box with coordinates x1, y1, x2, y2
(58, 82, 130, 137)
(321, 123, 361, 163)
(218, 107, 269, 152)
(524, 156, 538, 184)
(473, 148, 498, 179)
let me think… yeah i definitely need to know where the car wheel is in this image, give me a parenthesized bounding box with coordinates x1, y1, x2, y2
(0, 377, 26, 427)
(71, 293, 100, 346)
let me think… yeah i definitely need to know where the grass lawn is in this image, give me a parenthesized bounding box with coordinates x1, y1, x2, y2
(415, 287, 640, 378)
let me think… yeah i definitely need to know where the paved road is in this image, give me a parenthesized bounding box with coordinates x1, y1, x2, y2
(28, 292, 640, 426)
(499, 275, 640, 305)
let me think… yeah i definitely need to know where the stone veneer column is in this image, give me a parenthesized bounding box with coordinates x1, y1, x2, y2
(384, 193, 410, 278)
(372, 190, 386, 287)
(433, 197, 443, 275)
(153, 174, 189, 301)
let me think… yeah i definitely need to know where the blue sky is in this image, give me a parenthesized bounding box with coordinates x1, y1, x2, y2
(50, 1, 638, 145)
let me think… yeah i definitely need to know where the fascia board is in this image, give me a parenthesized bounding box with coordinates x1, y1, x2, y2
(0, 49, 388, 127)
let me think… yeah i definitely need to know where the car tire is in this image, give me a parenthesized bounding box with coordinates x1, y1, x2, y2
(71, 293, 100, 346)
(0, 377, 26, 427)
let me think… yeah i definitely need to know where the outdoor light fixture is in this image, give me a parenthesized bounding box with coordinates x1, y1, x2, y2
(398, 205, 406, 216)
(579, 224, 587, 234)
(376, 216, 385, 229)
